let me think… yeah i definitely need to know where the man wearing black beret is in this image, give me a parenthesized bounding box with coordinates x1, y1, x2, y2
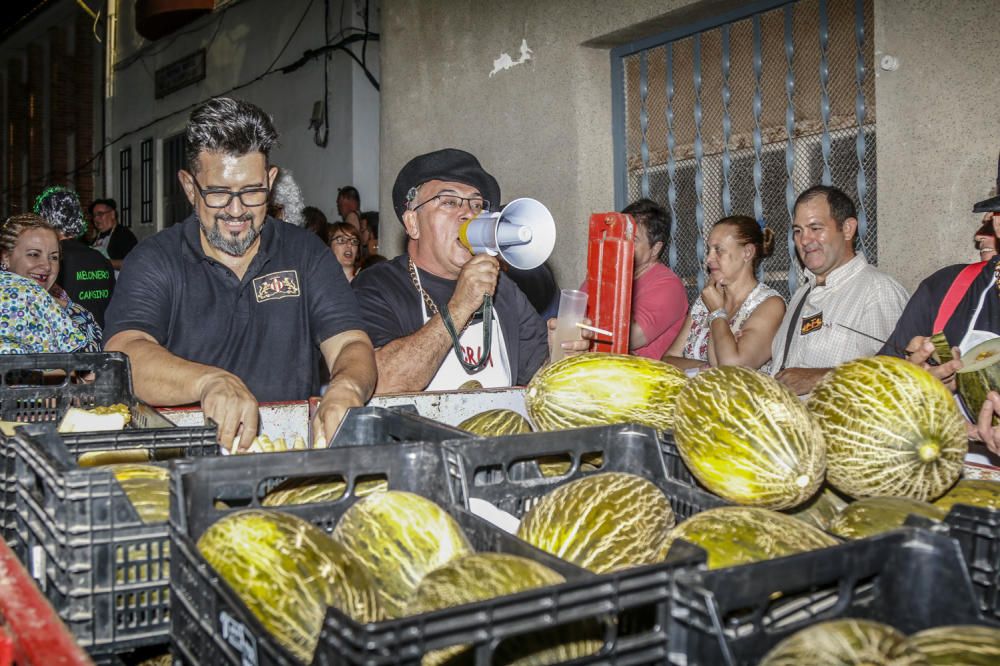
(886, 152, 1000, 457)
(353, 148, 580, 392)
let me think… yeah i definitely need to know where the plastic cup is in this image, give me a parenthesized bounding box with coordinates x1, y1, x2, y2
(550, 289, 588, 363)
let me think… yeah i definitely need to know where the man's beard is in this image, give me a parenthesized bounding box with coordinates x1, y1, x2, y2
(201, 212, 260, 256)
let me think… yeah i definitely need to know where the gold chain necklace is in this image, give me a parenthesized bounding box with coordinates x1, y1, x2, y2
(407, 257, 492, 369)
(408, 258, 440, 315)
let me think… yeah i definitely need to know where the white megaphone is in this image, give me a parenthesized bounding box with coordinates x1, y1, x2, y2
(458, 198, 556, 270)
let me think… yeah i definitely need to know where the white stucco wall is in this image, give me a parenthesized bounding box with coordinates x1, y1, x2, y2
(108, 0, 380, 237)
(380, 0, 1000, 293)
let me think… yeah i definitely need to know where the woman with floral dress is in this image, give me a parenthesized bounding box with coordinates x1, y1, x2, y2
(0, 213, 100, 353)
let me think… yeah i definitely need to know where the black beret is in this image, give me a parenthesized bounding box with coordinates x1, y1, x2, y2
(973, 195, 1000, 214)
(392, 148, 501, 222)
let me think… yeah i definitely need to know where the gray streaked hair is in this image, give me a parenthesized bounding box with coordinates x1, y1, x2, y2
(270, 168, 305, 226)
(185, 97, 278, 174)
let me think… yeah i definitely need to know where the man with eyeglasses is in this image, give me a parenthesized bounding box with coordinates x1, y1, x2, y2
(89, 198, 138, 273)
(353, 148, 585, 393)
(104, 98, 375, 451)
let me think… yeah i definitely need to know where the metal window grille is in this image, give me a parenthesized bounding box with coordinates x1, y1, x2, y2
(140, 138, 153, 224)
(612, 0, 876, 302)
(118, 146, 132, 228)
(162, 132, 189, 228)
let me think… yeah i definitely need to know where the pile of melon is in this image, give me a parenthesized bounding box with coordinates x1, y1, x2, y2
(757, 618, 1000, 666)
(198, 490, 602, 664)
(520, 352, 1000, 557)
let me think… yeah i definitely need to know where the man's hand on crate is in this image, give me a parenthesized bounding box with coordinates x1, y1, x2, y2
(311, 381, 368, 448)
(313, 332, 377, 447)
(197, 370, 260, 453)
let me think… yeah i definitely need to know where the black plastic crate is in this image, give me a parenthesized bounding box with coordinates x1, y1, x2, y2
(667, 528, 998, 666)
(328, 405, 473, 447)
(939, 503, 1000, 622)
(1, 352, 134, 421)
(1, 352, 174, 550)
(657, 430, 699, 487)
(444, 423, 727, 522)
(170, 442, 693, 666)
(13, 422, 218, 659)
(440, 424, 726, 663)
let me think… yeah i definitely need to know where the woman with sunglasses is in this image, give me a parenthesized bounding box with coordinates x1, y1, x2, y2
(328, 221, 361, 282)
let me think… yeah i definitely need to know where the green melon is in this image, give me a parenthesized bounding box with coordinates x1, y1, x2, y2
(110, 464, 170, 524)
(458, 409, 533, 436)
(537, 452, 604, 478)
(665, 506, 838, 570)
(905, 625, 1000, 665)
(956, 337, 1000, 425)
(828, 497, 946, 540)
(759, 619, 928, 666)
(808, 356, 967, 501)
(673, 366, 826, 510)
(784, 487, 849, 531)
(933, 479, 1000, 512)
(525, 353, 686, 432)
(412, 553, 601, 666)
(262, 476, 387, 506)
(331, 491, 472, 619)
(517, 472, 675, 573)
(198, 510, 380, 662)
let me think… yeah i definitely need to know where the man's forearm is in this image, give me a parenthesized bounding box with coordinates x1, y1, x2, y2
(326, 338, 377, 403)
(104, 332, 220, 406)
(374, 315, 456, 393)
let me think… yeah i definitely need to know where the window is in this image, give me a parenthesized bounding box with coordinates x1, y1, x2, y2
(162, 132, 189, 227)
(118, 146, 132, 227)
(613, 0, 876, 301)
(140, 138, 153, 224)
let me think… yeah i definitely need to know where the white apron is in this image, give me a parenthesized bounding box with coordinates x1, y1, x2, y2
(415, 270, 512, 391)
(958, 273, 999, 355)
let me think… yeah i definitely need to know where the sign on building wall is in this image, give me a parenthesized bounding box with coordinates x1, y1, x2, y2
(155, 50, 207, 99)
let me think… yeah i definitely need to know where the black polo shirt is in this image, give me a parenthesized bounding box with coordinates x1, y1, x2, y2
(58, 239, 115, 328)
(104, 215, 363, 402)
(880, 258, 1000, 357)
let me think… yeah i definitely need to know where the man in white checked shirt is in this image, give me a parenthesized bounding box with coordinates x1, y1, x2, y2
(770, 185, 909, 395)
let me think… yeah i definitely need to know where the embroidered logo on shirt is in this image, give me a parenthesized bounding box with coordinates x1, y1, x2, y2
(800, 311, 823, 336)
(253, 270, 301, 302)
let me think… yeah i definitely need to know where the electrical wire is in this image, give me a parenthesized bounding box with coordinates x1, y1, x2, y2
(314, 0, 330, 147)
(91, 7, 102, 44)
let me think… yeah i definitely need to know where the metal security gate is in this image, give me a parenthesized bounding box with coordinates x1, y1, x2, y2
(612, 0, 876, 301)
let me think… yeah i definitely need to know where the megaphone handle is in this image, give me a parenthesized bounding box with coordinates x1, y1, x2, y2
(439, 296, 493, 373)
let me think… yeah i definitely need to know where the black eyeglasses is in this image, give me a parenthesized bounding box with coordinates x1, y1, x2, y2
(412, 193, 490, 215)
(190, 174, 270, 208)
(331, 236, 360, 247)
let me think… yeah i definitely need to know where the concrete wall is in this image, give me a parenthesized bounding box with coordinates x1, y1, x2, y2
(874, 0, 1000, 291)
(380, 0, 707, 287)
(109, 0, 380, 237)
(381, 0, 1000, 293)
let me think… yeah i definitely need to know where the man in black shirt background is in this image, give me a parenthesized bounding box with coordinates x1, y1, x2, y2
(34, 186, 115, 328)
(89, 198, 138, 272)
